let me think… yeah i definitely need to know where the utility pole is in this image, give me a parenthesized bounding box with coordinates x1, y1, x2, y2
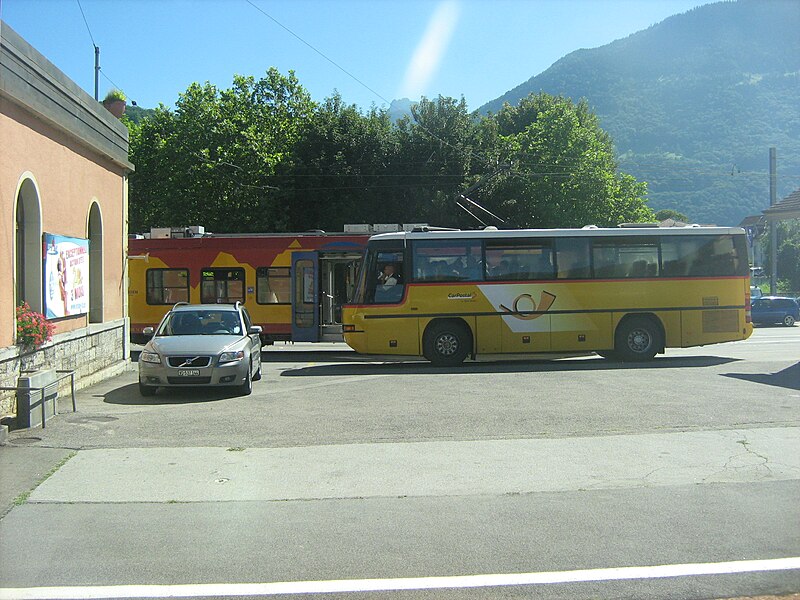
(769, 147, 777, 295)
(94, 45, 100, 101)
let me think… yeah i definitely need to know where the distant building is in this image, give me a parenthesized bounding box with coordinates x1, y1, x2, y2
(763, 189, 800, 222)
(1, 22, 134, 419)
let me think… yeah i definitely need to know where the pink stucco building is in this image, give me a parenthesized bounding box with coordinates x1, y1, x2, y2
(1, 22, 133, 420)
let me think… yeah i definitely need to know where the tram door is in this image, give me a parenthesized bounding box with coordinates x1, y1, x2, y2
(291, 252, 319, 342)
(292, 251, 362, 342)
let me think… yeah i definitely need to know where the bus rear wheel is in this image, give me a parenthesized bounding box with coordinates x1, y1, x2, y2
(423, 321, 471, 366)
(615, 316, 662, 362)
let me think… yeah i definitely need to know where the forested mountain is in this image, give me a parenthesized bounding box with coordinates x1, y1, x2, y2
(123, 104, 155, 124)
(478, 0, 800, 226)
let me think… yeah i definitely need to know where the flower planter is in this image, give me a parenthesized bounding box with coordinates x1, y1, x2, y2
(102, 98, 126, 118)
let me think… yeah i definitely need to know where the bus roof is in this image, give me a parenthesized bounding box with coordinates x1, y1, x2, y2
(368, 225, 746, 242)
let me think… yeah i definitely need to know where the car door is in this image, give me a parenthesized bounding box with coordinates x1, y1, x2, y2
(752, 299, 770, 323)
(242, 308, 261, 374)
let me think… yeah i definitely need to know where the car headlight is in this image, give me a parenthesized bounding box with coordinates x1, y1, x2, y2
(140, 351, 161, 364)
(219, 350, 245, 364)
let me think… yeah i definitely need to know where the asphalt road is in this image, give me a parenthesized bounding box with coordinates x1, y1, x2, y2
(0, 325, 798, 599)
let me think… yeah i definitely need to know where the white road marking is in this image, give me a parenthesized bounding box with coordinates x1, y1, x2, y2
(1, 557, 798, 599)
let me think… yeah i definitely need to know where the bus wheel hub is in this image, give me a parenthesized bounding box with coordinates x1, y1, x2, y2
(629, 330, 650, 351)
(436, 334, 458, 355)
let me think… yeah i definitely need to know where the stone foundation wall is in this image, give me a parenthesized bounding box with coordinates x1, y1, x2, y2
(0, 318, 130, 417)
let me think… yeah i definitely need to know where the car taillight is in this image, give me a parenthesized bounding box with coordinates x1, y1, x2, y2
(745, 292, 751, 323)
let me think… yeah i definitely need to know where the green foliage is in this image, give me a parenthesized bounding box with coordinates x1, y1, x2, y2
(123, 105, 156, 125)
(128, 80, 649, 232)
(128, 69, 315, 232)
(479, 94, 651, 228)
(654, 209, 689, 222)
(103, 89, 126, 102)
(759, 220, 800, 292)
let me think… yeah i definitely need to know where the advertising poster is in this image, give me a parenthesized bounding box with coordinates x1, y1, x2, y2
(43, 233, 90, 318)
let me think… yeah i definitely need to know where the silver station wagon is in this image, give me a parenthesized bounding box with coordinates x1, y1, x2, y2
(138, 302, 263, 396)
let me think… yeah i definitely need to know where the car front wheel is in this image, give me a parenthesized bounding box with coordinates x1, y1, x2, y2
(139, 380, 156, 397)
(239, 362, 253, 396)
(783, 314, 796, 327)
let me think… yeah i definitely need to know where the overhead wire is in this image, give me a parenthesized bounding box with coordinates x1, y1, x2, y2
(243, 0, 497, 173)
(75, 0, 132, 102)
(75, 0, 97, 48)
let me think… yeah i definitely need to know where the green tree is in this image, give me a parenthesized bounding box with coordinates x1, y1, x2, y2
(127, 69, 315, 233)
(390, 96, 483, 227)
(654, 208, 689, 222)
(275, 93, 395, 231)
(761, 220, 800, 292)
(478, 94, 652, 228)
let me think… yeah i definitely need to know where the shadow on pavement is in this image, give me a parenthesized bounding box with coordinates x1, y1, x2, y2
(102, 383, 238, 406)
(721, 362, 800, 391)
(261, 349, 370, 363)
(280, 355, 740, 377)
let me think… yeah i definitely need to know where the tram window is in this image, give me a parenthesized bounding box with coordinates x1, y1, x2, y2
(200, 268, 245, 303)
(256, 267, 290, 304)
(146, 269, 189, 304)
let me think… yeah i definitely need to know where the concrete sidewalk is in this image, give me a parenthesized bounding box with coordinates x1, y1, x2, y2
(0, 446, 73, 519)
(0, 368, 135, 519)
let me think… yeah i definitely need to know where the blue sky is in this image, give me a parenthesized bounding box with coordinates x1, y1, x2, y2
(1, 0, 711, 112)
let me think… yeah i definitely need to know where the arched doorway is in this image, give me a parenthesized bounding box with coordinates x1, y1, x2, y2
(88, 202, 104, 323)
(15, 177, 43, 313)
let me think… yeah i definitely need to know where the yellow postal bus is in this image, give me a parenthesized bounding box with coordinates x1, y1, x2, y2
(342, 226, 753, 365)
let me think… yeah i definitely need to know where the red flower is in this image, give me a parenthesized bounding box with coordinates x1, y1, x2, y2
(15, 302, 54, 347)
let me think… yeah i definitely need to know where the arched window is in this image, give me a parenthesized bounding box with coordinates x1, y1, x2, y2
(88, 202, 104, 323)
(15, 177, 43, 314)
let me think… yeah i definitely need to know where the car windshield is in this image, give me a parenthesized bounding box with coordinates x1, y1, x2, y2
(157, 310, 241, 336)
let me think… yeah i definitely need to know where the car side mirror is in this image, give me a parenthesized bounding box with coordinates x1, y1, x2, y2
(248, 325, 263, 334)
(142, 326, 155, 337)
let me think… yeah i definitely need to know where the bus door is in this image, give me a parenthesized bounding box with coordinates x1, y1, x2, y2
(291, 251, 320, 342)
(319, 253, 363, 342)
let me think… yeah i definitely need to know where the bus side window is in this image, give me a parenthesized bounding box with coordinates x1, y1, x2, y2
(556, 239, 591, 279)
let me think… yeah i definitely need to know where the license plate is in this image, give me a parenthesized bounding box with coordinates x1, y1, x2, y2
(177, 369, 200, 377)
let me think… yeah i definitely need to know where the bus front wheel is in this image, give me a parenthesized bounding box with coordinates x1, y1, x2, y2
(423, 321, 471, 366)
(615, 316, 662, 362)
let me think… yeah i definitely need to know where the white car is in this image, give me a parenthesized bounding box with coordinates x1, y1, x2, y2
(138, 302, 262, 396)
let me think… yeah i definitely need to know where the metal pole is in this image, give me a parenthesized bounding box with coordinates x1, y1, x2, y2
(769, 147, 777, 295)
(94, 45, 100, 101)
